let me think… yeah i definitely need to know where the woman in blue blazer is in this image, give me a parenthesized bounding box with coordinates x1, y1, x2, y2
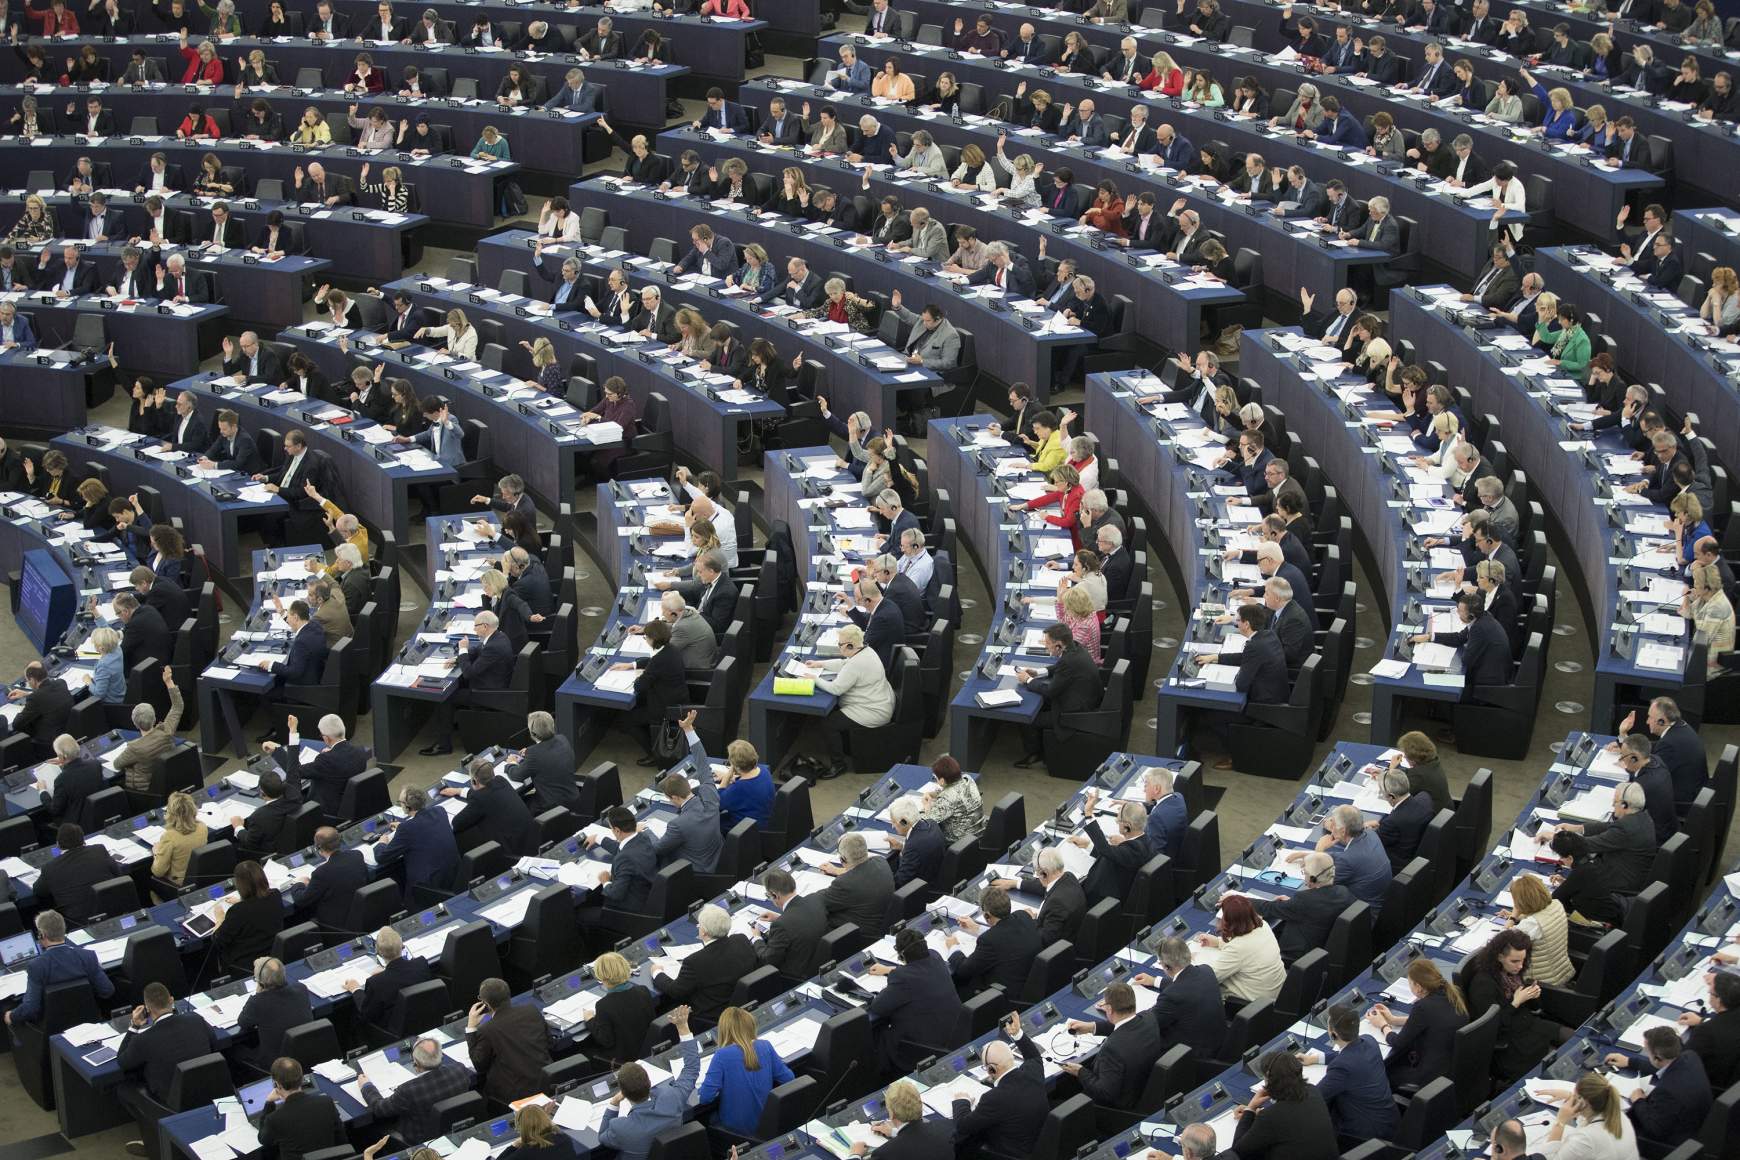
(88, 626, 127, 703)
(697, 1006, 796, 1134)
(1520, 70, 1578, 139)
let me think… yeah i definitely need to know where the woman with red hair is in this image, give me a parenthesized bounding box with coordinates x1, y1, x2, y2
(1195, 894, 1285, 1005)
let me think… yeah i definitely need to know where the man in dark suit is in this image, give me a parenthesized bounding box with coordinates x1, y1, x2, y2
(685, 551, 737, 643)
(651, 903, 758, 1022)
(1199, 604, 1290, 769)
(306, 0, 349, 38)
(232, 771, 300, 857)
(999, 848, 1087, 947)
(1265, 578, 1315, 670)
(945, 885, 1041, 996)
(693, 87, 749, 133)
(204, 202, 246, 249)
(199, 409, 266, 475)
(1255, 851, 1354, 963)
(1606, 116, 1653, 169)
(448, 758, 539, 856)
(1416, 591, 1510, 699)
(578, 806, 658, 930)
(372, 785, 460, 901)
(1609, 1027, 1711, 1152)
(967, 242, 1037, 297)
(258, 601, 328, 704)
(1618, 698, 1707, 815)
(1614, 733, 1677, 844)
(864, 1081, 955, 1160)
(267, 713, 367, 817)
(760, 256, 826, 309)
(1016, 624, 1103, 769)
(1308, 1004, 1397, 1145)
(358, 1037, 475, 1143)
(295, 827, 368, 929)
(838, 574, 905, 670)
(467, 977, 552, 1104)
(951, 1013, 1047, 1155)
(220, 331, 283, 383)
(81, 193, 120, 243)
(888, 796, 944, 888)
(422, 612, 516, 756)
(35, 244, 97, 297)
(1095, 524, 1134, 608)
(756, 97, 803, 145)
(822, 832, 895, 938)
(5, 662, 70, 757)
(1062, 981, 1163, 1108)
(1076, 802, 1154, 905)
(5, 909, 114, 1027)
(1681, 971, 1740, 1091)
(350, 924, 436, 1025)
(35, 823, 121, 924)
(117, 982, 218, 1150)
(1374, 768, 1435, 871)
(115, 591, 173, 680)
(757, 867, 827, 978)
(1141, 935, 1228, 1054)
(39, 732, 104, 825)
(159, 391, 208, 455)
(1644, 232, 1684, 292)
(291, 162, 354, 207)
(874, 553, 926, 635)
(672, 223, 739, 281)
(1462, 244, 1521, 308)
(1004, 22, 1051, 63)
(515, 710, 577, 812)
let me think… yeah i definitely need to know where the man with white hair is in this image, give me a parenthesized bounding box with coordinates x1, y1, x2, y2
(992, 845, 1087, 945)
(1290, 803, 1391, 914)
(871, 552, 926, 635)
(649, 902, 758, 1022)
(1093, 523, 1132, 607)
(821, 831, 895, 937)
(328, 542, 371, 616)
(950, 1011, 1047, 1154)
(40, 735, 102, 824)
(263, 712, 367, 815)
(886, 794, 943, 887)
(346, 926, 434, 1022)
(1231, 540, 1318, 630)
(1132, 934, 1225, 1054)
(1254, 851, 1353, 963)
(873, 488, 919, 548)
(1264, 575, 1313, 669)
(421, 609, 514, 755)
(6, 909, 113, 1027)
(1373, 766, 1435, 871)
(829, 42, 873, 93)
(112, 668, 183, 793)
(154, 251, 206, 303)
(643, 590, 715, 668)
(358, 1036, 473, 1142)
(512, 710, 577, 811)
(836, 572, 904, 668)
(895, 528, 933, 592)
(1545, 782, 1655, 923)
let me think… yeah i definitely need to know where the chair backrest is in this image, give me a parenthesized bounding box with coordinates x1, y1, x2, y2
(1450, 1004, 1502, 1115)
(1324, 900, 1372, 985)
(386, 977, 452, 1036)
(279, 1019, 342, 1068)
(168, 1053, 235, 1110)
(1018, 940, 1075, 1003)
(1275, 947, 1328, 1021)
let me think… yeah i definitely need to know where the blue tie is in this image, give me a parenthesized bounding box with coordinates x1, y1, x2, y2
(556, 282, 572, 303)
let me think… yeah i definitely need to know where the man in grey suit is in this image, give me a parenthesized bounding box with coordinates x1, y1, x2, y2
(1461, 243, 1521, 309)
(889, 291, 961, 373)
(654, 591, 718, 669)
(891, 207, 949, 263)
(654, 763, 722, 873)
(514, 710, 577, 812)
(757, 868, 828, 978)
(820, 832, 895, 938)
(598, 1008, 700, 1160)
(1472, 476, 1519, 546)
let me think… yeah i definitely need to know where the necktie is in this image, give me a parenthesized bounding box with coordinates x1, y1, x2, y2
(1423, 62, 1438, 88)
(1326, 312, 1347, 339)
(177, 277, 185, 297)
(1475, 267, 1495, 295)
(433, 424, 442, 456)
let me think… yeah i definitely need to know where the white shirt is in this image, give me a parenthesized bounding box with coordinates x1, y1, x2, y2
(1465, 175, 1528, 239)
(280, 451, 304, 488)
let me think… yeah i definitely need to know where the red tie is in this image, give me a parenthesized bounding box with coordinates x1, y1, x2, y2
(995, 267, 1004, 288)
(177, 277, 185, 297)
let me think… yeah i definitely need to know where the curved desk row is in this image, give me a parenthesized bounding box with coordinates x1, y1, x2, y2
(895, 0, 1664, 242)
(54, 425, 285, 579)
(3, 131, 512, 229)
(737, 79, 1395, 302)
(1388, 284, 1699, 731)
(5, 190, 428, 287)
(822, 34, 1510, 281)
(664, 125, 1248, 358)
(567, 178, 1098, 397)
(0, 285, 224, 379)
(474, 229, 944, 433)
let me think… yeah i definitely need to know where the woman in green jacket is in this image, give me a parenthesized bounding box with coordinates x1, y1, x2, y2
(1548, 301, 1591, 381)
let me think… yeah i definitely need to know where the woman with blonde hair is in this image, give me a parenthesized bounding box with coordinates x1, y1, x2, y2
(992, 139, 1042, 205)
(7, 195, 54, 243)
(586, 951, 655, 1066)
(291, 106, 332, 145)
(417, 308, 477, 359)
(1684, 560, 1735, 672)
(358, 163, 410, 212)
(1141, 51, 1184, 94)
(1057, 31, 1091, 73)
(1702, 266, 1740, 332)
(804, 277, 875, 333)
(697, 1005, 797, 1133)
(88, 626, 126, 704)
(730, 243, 772, 297)
(1519, 71, 1577, 139)
(1506, 873, 1573, 984)
(1416, 412, 1462, 477)
(521, 336, 563, 392)
(151, 793, 208, 897)
(1539, 1073, 1635, 1158)
(1059, 584, 1101, 662)
(1671, 491, 1713, 565)
(1576, 104, 1616, 149)
(500, 1102, 578, 1160)
(767, 166, 809, 216)
(1530, 291, 1563, 349)
(1367, 958, 1468, 1090)
(472, 124, 511, 161)
(860, 436, 893, 499)
(1683, 0, 1723, 45)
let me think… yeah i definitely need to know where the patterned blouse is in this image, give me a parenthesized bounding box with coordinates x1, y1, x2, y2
(363, 182, 410, 212)
(925, 776, 985, 842)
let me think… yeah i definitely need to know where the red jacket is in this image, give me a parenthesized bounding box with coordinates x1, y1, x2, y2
(702, 0, 751, 16)
(179, 46, 224, 84)
(1141, 67, 1183, 95)
(178, 114, 220, 140)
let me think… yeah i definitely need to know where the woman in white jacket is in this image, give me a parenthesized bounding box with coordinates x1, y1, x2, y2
(1539, 1073, 1638, 1160)
(813, 625, 895, 777)
(1195, 894, 1285, 1005)
(417, 308, 478, 360)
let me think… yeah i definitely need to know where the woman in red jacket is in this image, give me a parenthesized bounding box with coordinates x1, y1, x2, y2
(344, 52, 386, 94)
(178, 31, 225, 84)
(176, 103, 221, 140)
(699, 0, 751, 16)
(1140, 51, 1184, 96)
(1025, 463, 1086, 548)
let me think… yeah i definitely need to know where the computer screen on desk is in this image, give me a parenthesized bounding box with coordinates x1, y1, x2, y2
(16, 549, 74, 655)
